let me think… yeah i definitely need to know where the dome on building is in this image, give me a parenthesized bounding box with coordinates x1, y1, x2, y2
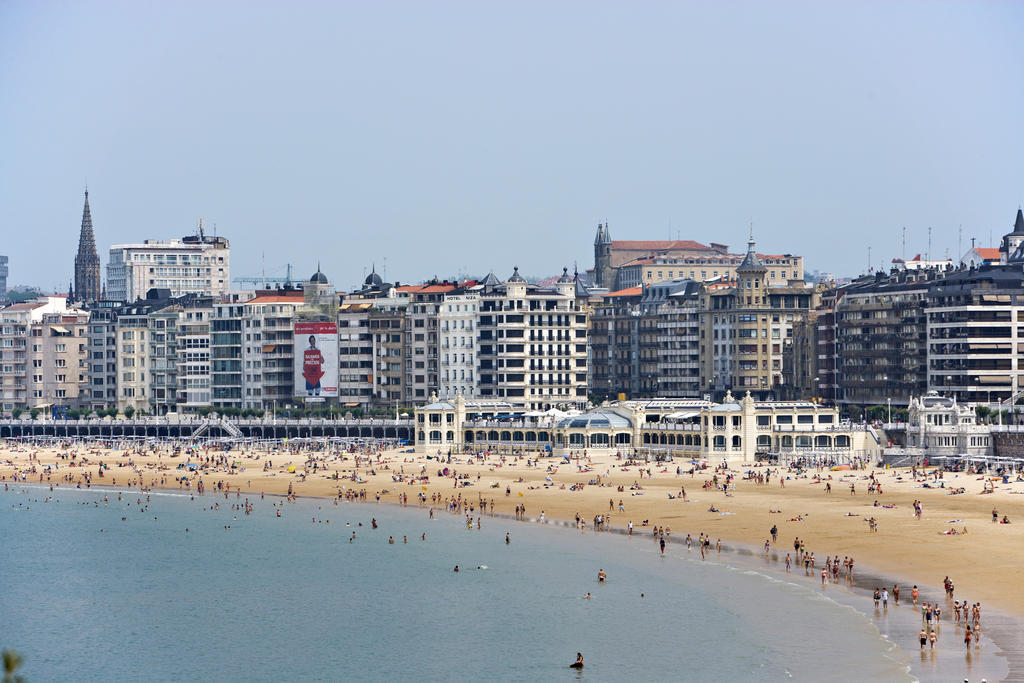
(309, 264, 328, 284)
(507, 266, 527, 283)
(556, 409, 632, 430)
(364, 269, 383, 286)
(557, 267, 572, 283)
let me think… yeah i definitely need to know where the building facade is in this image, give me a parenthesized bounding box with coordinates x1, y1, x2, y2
(1, 296, 89, 415)
(438, 290, 479, 400)
(699, 237, 817, 400)
(477, 268, 590, 411)
(416, 392, 878, 464)
(106, 228, 230, 302)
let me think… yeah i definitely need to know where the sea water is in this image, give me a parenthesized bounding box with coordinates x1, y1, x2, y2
(0, 485, 997, 681)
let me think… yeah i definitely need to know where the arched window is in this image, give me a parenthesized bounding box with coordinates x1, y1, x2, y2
(731, 435, 741, 449)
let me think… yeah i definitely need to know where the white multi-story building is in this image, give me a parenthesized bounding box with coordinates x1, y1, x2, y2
(438, 291, 479, 399)
(106, 229, 230, 302)
(476, 267, 590, 411)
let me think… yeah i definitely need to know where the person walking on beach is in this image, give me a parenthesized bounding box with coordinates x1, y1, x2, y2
(881, 588, 888, 609)
(660, 537, 666, 555)
(893, 584, 900, 605)
(920, 628, 928, 649)
(785, 553, 791, 572)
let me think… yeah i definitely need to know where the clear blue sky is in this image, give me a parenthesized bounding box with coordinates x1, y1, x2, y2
(1, 1, 1022, 292)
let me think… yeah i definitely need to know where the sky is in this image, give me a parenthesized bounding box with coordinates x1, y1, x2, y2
(1, 1, 1022, 293)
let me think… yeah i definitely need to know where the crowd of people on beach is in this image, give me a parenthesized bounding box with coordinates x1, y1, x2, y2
(1, 433, 1010, 669)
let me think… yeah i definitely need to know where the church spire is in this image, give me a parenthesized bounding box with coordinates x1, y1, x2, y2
(74, 189, 101, 301)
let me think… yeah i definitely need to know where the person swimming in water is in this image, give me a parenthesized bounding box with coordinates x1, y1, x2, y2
(570, 653, 584, 669)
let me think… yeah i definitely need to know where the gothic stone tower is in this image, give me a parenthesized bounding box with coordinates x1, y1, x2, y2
(74, 190, 101, 302)
(593, 222, 613, 288)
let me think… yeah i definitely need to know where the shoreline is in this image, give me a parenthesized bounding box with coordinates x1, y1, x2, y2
(5, 440, 1024, 678)
(8, 478, 1017, 681)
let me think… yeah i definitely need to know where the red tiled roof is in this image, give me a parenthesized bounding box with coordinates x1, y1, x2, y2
(974, 248, 1000, 259)
(603, 286, 642, 298)
(611, 240, 712, 251)
(397, 281, 468, 294)
(248, 295, 304, 304)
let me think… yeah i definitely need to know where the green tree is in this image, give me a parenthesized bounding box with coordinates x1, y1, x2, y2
(10, 408, 22, 420)
(124, 406, 136, 419)
(29, 409, 39, 420)
(3, 648, 25, 683)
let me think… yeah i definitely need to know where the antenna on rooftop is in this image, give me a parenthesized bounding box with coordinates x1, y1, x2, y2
(902, 226, 906, 260)
(927, 226, 932, 261)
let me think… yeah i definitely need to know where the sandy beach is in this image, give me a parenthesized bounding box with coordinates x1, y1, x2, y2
(4, 439, 1024, 624)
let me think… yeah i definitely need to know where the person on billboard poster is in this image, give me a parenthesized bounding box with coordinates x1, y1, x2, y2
(303, 335, 325, 396)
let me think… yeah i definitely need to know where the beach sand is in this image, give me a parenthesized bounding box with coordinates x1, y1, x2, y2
(4, 440, 1024, 622)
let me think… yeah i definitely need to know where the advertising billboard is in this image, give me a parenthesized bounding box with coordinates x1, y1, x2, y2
(294, 321, 338, 399)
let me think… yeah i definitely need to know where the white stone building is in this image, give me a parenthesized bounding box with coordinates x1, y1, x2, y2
(106, 230, 230, 302)
(438, 291, 479, 399)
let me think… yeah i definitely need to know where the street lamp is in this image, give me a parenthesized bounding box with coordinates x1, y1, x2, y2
(887, 397, 891, 424)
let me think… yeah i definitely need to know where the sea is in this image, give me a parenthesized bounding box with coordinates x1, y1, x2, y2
(0, 484, 1009, 682)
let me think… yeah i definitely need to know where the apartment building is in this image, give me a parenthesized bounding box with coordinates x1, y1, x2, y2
(588, 279, 701, 400)
(0, 296, 88, 415)
(832, 271, 932, 410)
(699, 237, 817, 400)
(83, 301, 121, 410)
(107, 228, 230, 302)
(926, 265, 1024, 406)
(438, 290, 479, 400)
(476, 267, 590, 411)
